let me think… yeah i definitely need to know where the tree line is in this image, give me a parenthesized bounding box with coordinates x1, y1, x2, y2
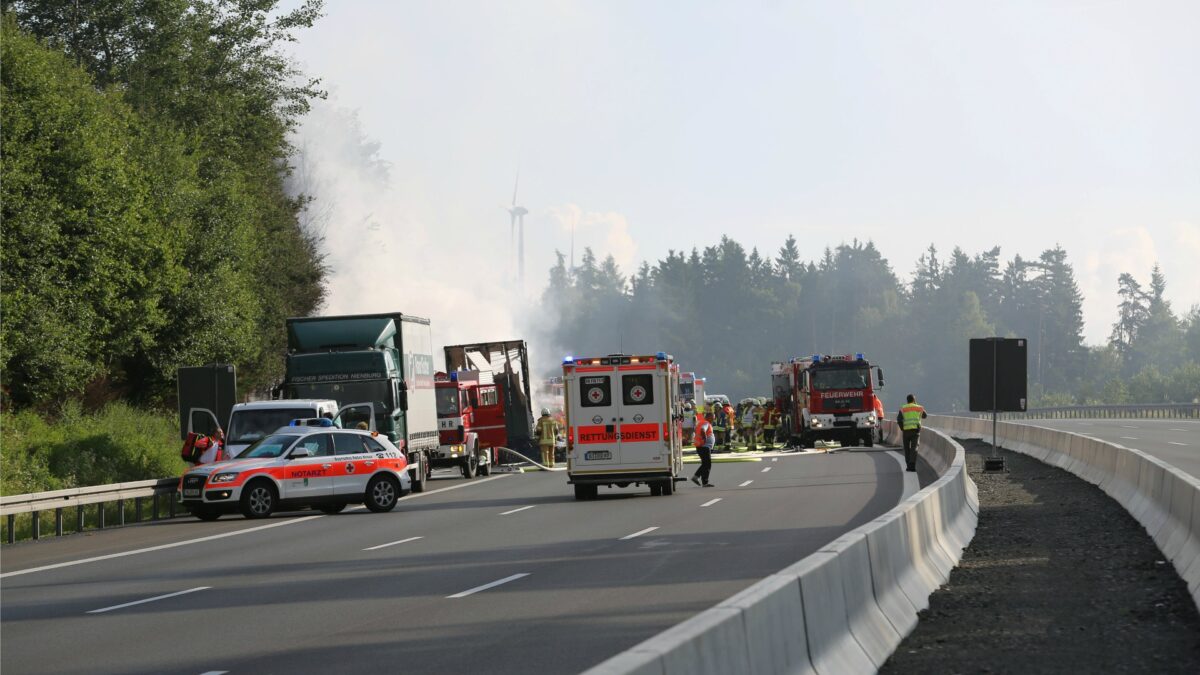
(537, 238, 1200, 412)
(1, 2, 328, 411)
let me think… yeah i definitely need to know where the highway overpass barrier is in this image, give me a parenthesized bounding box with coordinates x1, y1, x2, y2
(927, 415, 1200, 614)
(584, 421, 978, 675)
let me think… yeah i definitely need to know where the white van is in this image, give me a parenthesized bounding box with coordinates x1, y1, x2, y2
(562, 353, 684, 500)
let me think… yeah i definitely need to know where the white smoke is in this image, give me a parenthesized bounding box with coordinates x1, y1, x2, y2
(287, 99, 526, 368)
(545, 203, 638, 271)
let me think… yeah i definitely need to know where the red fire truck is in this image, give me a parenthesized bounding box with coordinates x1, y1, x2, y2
(433, 341, 536, 477)
(562, 352, 684, 500)
(777, 353, 886, 448)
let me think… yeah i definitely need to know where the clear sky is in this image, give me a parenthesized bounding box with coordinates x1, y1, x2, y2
(283, 0, 1199, 347)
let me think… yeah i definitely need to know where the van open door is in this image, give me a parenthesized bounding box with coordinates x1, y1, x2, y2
(335, 402, 376, 431)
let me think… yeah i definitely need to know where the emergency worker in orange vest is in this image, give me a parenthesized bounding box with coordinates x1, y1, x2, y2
(723, 403, 736, 450)
(690, 411, 716, 487)
(897, 394, 927, 472)
(762, 402, 778, 450)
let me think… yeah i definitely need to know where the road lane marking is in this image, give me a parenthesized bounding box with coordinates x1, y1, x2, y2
(447, 573, 529, 598)
(363, 536, 423, 551)
(620, 527, 659, 540)
(1121, 437, 1138, 440)
(1, 517, 323, 579)
(1121, 425, 1139, 428)
(700, 498, 722, 507)
(1171, 429, 1187, 432)
(88, 586, 210, 614)
(199, 671, 229, 675)
(761, 466, 772, 473)
(500, 505, 536, 515)
(738, 480, 754, 487)
(1169, 441, 1188, 446)
(771, 458, 778, 462)
(2, 476, 510, 579)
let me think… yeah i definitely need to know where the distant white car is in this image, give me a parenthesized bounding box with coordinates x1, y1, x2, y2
(179, 421, 411, 520)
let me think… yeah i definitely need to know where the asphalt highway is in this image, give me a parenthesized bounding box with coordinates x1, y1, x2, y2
(1011, 418, 1200, 480)
(2, 447, 920, 675)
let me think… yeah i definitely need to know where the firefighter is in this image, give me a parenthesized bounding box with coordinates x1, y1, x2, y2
(723, 402, 736, 450)
(537, 408, 560, 468)
(874, 396, 886, 444)
(762, 402, 778, 450)
(742, 402, 758, 451)
(897, 394, 928, 472)
(710, 403, 727, 452)
(753, 403, 766, 450)
(690, 410, 716, 487)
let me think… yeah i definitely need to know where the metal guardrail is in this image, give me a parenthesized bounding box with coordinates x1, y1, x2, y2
(1, 477, 181, 544)
(943, 403, 1200, 421)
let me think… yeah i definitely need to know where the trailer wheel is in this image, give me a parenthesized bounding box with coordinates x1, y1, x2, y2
(411, 454, 427, 493)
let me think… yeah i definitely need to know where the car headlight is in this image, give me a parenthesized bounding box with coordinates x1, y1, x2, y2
(211, 472, 239, 484)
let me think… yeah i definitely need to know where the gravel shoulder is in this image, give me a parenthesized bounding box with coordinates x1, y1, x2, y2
(881, 438, 1200, 674)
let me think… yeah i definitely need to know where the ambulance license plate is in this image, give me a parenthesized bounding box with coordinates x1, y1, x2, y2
(183, 488, 200, 497)
(585, 450, 612, 461)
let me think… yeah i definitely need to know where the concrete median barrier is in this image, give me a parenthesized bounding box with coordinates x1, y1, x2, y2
(587, 425, 978, 675)
(817, 533, 902, 669)
(716, 573, 814, 675)
(1161, 470, 1197, 563)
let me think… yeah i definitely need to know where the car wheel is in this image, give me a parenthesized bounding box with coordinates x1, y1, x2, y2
(318, 502, 347, 514)
(239, 481, 277, 519)
(189, 505, 221, 521)
(365, 475, 400, 512)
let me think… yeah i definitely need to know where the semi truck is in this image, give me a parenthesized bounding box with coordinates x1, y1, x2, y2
(562, 352, 684, 500)
(435, 340, 536, 475)
(777, 353, 885, 448)
(279, 312, 439, 492)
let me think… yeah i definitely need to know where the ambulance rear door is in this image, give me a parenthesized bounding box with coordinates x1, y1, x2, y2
(612, 362, 670, 471)
(570, 364, 620, 469)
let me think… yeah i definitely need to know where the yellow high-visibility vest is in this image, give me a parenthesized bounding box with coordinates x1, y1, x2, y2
(900, 403, 925, 431)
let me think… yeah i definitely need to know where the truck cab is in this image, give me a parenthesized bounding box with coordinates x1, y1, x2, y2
(794, 353, 885, 448)
(433, 371, 496, 478)
(563, 352, 684, 500)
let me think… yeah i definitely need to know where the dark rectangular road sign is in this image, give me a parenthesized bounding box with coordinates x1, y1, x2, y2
(969, 338, 1027, 412)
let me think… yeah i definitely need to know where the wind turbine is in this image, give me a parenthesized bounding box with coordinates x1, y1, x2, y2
(507, 172, 529, 289)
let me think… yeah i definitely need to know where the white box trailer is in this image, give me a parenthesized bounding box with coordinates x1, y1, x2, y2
(562, 352, 684, 500)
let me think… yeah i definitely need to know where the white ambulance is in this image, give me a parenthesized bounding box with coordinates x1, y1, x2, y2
(562, 352, 684, 500)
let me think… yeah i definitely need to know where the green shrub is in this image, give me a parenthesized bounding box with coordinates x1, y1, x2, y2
(0, 402, 185, 496)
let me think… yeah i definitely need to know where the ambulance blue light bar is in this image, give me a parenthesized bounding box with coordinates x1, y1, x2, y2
(812, 354, 821, 362)
(563, 355, 575, 365)
(855, 353, 865, 360)
(450, 371, 459, 382)
(656, 352, 667, 361)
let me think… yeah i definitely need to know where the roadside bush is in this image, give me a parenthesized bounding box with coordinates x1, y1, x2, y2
(0, 402, 185, 495)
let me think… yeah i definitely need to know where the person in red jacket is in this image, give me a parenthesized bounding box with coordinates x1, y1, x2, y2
(690, 412, 716, 487)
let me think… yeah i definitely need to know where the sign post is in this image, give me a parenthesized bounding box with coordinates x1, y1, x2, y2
(969, 338, 1027, 472)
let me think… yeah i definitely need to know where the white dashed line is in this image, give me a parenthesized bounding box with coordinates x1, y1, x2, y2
(1121, 425, 1139, 429)
(700, 498, 722, 507)
(447, 573, 530, 598)
(500, 505, 536, 515)
(761, 466, 772, 473)
(620, 527, 659, 540)
(738, 480, 754, 487)
(1121, 437, 1138, 440)
(1170, 429, 1187, 432)
(363, 536, 423, 551)
(88, 587, 210, 614)
(1169, 441, 1188, 446)
(771, 457, 778, 462)
(199, 671, 229, 675)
